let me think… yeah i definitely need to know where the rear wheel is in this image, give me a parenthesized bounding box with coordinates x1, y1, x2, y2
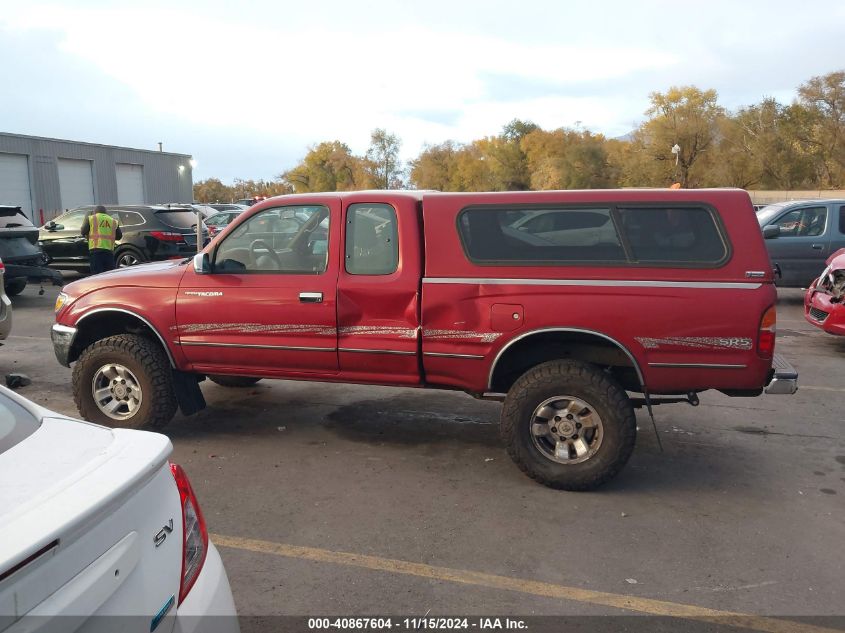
(4, 278, 27, 296)
(501, 359, 636, 491)
(115, 247, 146, 268)
(208, 374, 262, 388)
(72, 334, 178, 428)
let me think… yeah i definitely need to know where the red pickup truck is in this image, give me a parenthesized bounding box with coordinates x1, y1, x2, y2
(52, 189, 797, 490)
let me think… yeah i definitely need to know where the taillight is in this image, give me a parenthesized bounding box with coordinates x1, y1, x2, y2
(758, 305, 776, 358)
(150, 231, 186, 243)
(170, 463, 208, 604)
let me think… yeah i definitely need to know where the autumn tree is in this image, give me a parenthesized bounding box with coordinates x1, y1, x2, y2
(794, 71, 845, 187)
(521, 128, 614, 189)
(365, 129, 404, 189)
(193, 178, 234, 203)
(281, 141, 367, 193)
(627, 86, 725, 187)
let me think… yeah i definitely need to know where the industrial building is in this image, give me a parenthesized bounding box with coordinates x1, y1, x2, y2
(0, 132, 194, 223)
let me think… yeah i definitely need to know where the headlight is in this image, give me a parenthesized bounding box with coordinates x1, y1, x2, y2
(55, 292, 69, 313)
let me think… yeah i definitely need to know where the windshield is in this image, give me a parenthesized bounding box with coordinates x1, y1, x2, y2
(155, 210, 204, 230)
(756, 203, 791, 227)
(0, 392, 41, 455)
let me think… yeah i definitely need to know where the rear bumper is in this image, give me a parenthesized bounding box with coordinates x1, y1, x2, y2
(765, 353, 798, 395)
(51, 323, 77, 367)
(5, 263, 63, 286)
(174, 543, 239, 633)
(0, 290, 11, 340)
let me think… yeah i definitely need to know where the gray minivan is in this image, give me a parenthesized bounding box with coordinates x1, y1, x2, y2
(758, 199, 845, 287)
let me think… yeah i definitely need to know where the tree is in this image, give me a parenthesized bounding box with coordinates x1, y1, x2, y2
(521, 128, 615, 189)
(282, 141, 367, 193)
(794, 70, 845, 187)
(365, 129, 403, 189)
(193, 178, 234, 203)
(629, 86, 725, 187)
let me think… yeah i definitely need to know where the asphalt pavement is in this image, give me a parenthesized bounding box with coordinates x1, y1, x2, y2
(3, 279, 843, 631)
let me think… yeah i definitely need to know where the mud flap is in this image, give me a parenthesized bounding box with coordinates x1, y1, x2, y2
(172, 370, 206, 416)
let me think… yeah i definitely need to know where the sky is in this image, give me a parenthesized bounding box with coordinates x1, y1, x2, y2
(1, 0, 844, 183)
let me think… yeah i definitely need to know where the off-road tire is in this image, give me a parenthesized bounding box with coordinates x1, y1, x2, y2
(501, 359, 636, 491)
(4, 278, 27, 296)
(208, 375, 262, 388)
(72, 334, 178, 429)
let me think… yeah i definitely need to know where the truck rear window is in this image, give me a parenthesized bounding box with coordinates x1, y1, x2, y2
(458, 205, 728, 266)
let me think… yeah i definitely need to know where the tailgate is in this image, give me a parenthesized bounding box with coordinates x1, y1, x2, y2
(0, 419, 183, 632)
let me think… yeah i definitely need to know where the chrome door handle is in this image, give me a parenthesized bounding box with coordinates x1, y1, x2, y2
(811, 244, 824, 250)
(299, 292, 323, 303)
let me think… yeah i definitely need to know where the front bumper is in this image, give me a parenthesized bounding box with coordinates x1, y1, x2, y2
(804, 286, 845, 335)
(174, 543, 239, 633)
(765, 353, 798, 395)
(51, 323, 77, 367)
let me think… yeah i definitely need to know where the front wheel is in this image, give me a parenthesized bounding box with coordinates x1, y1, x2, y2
(500, 359, 636, 491)
(72, 334, 178, 428)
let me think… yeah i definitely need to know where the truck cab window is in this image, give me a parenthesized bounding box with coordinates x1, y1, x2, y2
(214, 205, 330, 274)
(345, 203, 398, 275)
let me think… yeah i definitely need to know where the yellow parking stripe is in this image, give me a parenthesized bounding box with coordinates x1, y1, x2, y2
(212, 533, 839, 633)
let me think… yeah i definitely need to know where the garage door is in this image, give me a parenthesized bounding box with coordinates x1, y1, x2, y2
(116, 163, 145, 204)
(58, 158, 95, 210)
(0, 153, 33, 219)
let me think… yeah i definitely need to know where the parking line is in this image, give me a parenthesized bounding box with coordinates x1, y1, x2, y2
(800, 385, 845, 393)
(212, 533, 839, 633)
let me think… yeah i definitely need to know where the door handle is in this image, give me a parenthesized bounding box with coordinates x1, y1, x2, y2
(811, 244, 824, 250)
(299, 292, 323, 303)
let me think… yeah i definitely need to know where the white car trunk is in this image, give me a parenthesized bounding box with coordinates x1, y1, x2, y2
(0, 414, 184, 633)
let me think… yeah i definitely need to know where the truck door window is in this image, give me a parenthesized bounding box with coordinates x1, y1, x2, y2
(775, 207, 826, 237)
(345, 203, 398, 275)
(213, 205, 330, 274)
(838, 206, 845, 233)
(56, 209, 89, 231)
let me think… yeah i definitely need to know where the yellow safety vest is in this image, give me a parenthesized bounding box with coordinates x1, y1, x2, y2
(88, 213, 118, 251)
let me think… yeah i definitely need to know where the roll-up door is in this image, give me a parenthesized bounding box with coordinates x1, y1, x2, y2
(58, 158, 95, 210)
(0, 153, 33, 218)
(116, 163, 145, 204)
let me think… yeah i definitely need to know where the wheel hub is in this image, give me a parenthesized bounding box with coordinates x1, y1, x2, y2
(529, 395, 604, 465)
(92, 363, 143, 421)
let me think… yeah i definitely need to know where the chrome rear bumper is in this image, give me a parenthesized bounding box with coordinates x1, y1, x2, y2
(765, 353, 798, 395)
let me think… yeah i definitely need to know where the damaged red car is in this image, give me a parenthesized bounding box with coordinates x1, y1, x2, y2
(805, 248, 845, 333)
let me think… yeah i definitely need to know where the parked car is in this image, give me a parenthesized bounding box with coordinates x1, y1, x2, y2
(39, 205, 210, 270)
(0, 257, 12, 340)
(51, 189, 796, 491)
(207, 203, 248, 213)
(234, 197, 266, 207)
(758, 199, 845, 287)
(803, 247, 845, 335)
(0, 206, 62, 295)
(0, 386, 238, 631)
(205, 210, 244, 237)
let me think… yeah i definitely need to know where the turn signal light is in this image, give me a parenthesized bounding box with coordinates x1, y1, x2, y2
(758, 305, 776, 358)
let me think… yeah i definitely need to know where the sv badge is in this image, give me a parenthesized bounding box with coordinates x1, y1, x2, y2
(154, 519, 174, 548)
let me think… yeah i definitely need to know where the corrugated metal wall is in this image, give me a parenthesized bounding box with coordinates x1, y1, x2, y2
(0, 133, 193, 221)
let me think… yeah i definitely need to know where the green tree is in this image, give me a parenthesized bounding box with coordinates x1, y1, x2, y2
(521, 128, 615, 189)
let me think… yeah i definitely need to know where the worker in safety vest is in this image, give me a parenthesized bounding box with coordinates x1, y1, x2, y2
(80, 205, 123, 274)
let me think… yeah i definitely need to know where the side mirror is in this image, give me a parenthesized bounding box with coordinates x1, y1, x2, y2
(193, 252, 211, 274)
(762, 224, 780, 239)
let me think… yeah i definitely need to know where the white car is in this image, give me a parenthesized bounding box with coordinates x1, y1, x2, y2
(0, 387, 238, 633)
